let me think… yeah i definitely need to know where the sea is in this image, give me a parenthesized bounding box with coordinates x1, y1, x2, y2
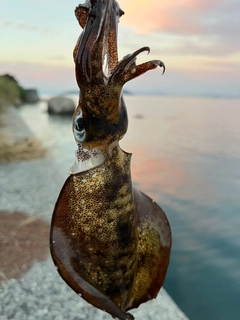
(19, 95, 240, 320)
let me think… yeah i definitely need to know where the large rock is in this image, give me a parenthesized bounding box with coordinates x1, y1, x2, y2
(47, 96, 75, 115)
(23, 89, 39, 103)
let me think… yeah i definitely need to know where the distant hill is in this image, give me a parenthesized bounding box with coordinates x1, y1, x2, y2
(0, 74, 39, 110)
(0, 74, 24, 108)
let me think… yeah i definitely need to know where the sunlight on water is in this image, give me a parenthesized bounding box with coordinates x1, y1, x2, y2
(19, 95, 240, 320)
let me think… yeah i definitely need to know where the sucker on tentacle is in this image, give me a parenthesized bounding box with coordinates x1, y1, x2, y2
(50, 1, 171, 319)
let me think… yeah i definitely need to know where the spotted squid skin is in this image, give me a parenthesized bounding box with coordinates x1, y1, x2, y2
(50, 143, 171, 318)
(51, 144, 137, 310)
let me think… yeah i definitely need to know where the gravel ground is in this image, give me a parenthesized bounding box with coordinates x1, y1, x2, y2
(0, 157, 64, 223)
(0, 257, 188, 320)
(0, 107, 189, 320)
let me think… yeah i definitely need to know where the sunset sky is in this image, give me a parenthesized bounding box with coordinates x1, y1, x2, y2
(1, 0, 240, 96)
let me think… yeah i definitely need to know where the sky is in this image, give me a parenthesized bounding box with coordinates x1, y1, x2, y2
(1, 0, 240, 97)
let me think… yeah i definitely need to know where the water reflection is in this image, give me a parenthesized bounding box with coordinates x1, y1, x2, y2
(127, 147, 217, 207)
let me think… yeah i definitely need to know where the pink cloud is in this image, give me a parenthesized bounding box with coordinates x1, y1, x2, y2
(119, 0, 231, 34)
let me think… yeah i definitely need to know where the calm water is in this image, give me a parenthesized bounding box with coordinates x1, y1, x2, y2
(20, 95, 240, 320)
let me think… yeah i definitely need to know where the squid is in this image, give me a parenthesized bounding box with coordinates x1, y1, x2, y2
(50, 1, 171, 319)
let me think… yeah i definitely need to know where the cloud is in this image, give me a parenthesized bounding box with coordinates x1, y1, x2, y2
(118, 0, 240, 60)
(151, 34, 240, 59)
(1, 19, 55, 35)
(119, 0, 240, 38)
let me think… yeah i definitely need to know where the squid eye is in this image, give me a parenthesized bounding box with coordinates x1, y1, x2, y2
(74, 111, 86, 142)
(75, 117, 84, 132)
